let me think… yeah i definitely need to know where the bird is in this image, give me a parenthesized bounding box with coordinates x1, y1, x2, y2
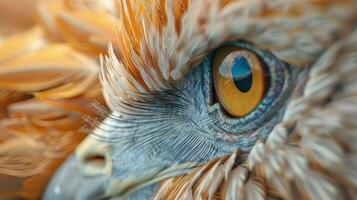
(0, 0, 356, 200)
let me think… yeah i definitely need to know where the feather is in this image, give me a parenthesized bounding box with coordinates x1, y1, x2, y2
(0, 26, 46, 63)
(38, 0, 117, 55)
(56, 10, 118, 55)
(0, 44, 98, 94)
(0, 0, 36, 36)
(0, 2, 107, 198)
(222, 165, 248, 200)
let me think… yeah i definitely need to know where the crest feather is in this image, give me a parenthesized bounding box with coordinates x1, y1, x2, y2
(102, 0, 356, 113)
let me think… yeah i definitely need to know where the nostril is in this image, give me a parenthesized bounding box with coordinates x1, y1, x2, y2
(78, 152, 109, 177)
(84, 154, 106, 169)
(76, 138, 111, 177)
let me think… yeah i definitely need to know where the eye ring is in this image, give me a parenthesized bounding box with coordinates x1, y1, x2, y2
(212, 46, 269, 117)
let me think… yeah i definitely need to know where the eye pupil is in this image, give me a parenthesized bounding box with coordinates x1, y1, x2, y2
(231, 57, 253, 93)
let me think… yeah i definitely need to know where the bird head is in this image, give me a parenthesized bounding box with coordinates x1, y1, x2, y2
(43, 0, 357, 199)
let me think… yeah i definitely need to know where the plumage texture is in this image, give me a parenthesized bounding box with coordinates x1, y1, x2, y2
(0, 0, 357, 199)
(101, 0, 356, 113)
(101, 0, 357, 199)
(138, 2, 356, 198)
(0, 1, 111, 199)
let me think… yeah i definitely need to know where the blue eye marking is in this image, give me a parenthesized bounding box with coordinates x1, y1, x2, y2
(231, 57, 253, 93)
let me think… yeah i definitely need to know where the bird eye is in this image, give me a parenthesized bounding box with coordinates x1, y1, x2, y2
(207, 41, 292, 131)
(212, 46, 269, 117)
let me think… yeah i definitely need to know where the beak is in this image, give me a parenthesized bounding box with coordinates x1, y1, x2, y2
(44, 116, 198, 199)
(43, 155, 110, 200)
(43, 136, 111, 200)
(44, 135, 197, 200)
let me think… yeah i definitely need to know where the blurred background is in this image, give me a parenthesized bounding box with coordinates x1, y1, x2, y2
(0, 0, 118, 199)
(0, 0, 36, 36)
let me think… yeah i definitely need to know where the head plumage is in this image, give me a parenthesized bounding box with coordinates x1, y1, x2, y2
(102, 0, 356, 112)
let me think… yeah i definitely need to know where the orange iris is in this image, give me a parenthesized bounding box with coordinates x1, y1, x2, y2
(213, 46, 267, 117)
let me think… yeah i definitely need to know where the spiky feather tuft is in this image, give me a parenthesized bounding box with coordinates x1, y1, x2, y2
(102, 0, 356, 113)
